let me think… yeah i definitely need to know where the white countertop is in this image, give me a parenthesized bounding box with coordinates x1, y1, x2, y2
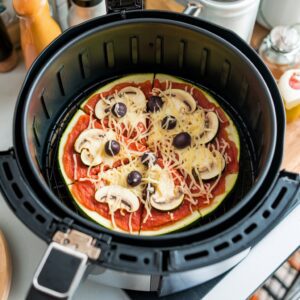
(0, 54, 299, 300)
(0, 55, 128, 300)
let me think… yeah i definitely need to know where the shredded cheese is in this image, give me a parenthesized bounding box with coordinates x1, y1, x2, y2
(69, 80, 238, 231)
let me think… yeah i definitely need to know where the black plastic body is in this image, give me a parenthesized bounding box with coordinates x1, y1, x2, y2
(0, 11, 299, 276)
(106, 0, 143, 13)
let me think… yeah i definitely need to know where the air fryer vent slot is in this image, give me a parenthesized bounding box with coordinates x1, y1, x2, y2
(239, 77, 248, 106)
(23, 201, 36, 214)
(155, 36, 163, 64)
(178, 40, 186, 68)
(40, 90, 50, 119)
(185, 250, 209, 261)
(79, 50, 90, 79)
(12, 182, 23, 199)
(56, 67, 65, 96)
(214, 241, 230, 252)
(232, 234, 243, 243)
(244, 223, 257, 234)
(220, 60, 231, 88)
(200, 48, 208, 76)
(130, 36, 138, 64)
(119, 253, 137, 262)
(263, 210, 270, 219)
(32, 117, 41, 147)
(2, 162, 13, 181)
(272, 187, 287, 209)
(36, 214, 46, 224)
(104, 42, 115, 68)
(143, 257, 150, 265)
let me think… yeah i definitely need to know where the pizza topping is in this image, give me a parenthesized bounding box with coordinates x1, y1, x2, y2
(163, 89, 196, 113)
(95, 185, 140, 213)
(141, 152, 157, 167)
(145, 183, 155, 195)
(146, 165, 184, 212)
(193, 150, 225, 180)
(198, 111, 219, 144)
(118, 86, 147, 110)
(147, 96, 164, 112)
(151, 193, 184, 211)
(95, 99, 110, 120)
(112, 102, 127, 118)
(173, 132, 191, 149)
(104, 140, 121, 156)
(127, 170, 142, 187)
(161, 115, 177, 130)
(74, 128, 116, 166)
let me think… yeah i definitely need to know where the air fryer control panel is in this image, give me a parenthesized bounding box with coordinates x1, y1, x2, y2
(106, 0, 143, 13)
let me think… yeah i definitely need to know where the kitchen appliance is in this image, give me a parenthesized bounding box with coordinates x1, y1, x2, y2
(0, 3, 299, 300)
(257, 0, 300, 29)
(183, 0, 260, 42)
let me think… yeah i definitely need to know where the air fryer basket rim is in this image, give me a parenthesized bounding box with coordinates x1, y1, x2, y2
(14, 11, 282, 244)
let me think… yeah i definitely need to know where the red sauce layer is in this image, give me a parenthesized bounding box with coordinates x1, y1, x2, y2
(71, 180, 143, 232)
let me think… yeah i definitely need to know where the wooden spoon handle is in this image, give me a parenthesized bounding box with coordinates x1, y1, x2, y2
(0, 230, 12, 300)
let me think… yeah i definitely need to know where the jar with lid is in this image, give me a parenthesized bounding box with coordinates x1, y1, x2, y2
(259, 25, 300, 80)
(68, 0, 106, 27)
(183, 0, 260, 42)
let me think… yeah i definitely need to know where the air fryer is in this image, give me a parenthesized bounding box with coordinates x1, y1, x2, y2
(0, 8, 299, 300)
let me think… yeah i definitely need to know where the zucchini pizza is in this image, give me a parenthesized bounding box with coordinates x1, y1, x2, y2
(58, 73, 240, 235)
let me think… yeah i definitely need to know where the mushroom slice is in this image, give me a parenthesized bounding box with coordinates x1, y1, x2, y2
(196, 150, 225, 180)
(164, 89, 197, 113)
(80, 142, 103, 166)
(150, 192, 184, 212)
(74, 129, 116, 167)
(118, 86, 146, 110)
(95, 185, 140, 213)
(95, 99, 111, 120)
(74, 129, 108, 152)
(148, 166, 184, 211)
(198, 111, 219, 144)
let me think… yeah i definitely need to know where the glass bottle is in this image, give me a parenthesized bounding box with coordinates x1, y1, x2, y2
(259, 25, 300, 80)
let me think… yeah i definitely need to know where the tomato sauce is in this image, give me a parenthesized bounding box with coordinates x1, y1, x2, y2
(81, 80, 152, 144)
(62, 113, 147, 183)
(70, 180, 142, 232)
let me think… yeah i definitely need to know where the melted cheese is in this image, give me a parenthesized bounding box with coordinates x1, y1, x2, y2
(95, 88, 148, 141)
(148, 84, 230, 205)
(70, 81, 238, 230)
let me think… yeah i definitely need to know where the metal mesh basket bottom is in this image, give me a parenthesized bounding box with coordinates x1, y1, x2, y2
(43, 75, 256, 229)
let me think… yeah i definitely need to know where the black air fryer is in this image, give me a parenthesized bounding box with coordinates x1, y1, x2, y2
(0, 4, 299, 300)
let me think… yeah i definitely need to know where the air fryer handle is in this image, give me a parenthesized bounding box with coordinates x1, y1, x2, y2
(183, 2, 203, 17)
(106, 0, 143, 13)
(26, 243, 89, 300)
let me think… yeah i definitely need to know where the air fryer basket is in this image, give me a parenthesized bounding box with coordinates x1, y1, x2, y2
(0, 10, 299, 299)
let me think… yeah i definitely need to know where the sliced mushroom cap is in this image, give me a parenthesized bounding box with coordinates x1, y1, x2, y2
(80, 142, 103, 166)
(164, 89, 197, 113)
(118, 86, 146, 110)
(148, 166, 184, 211)
(74, 129, 116, 167)
(95, 185, 140, 212)
(198, 111, 219, 144)
(95, 99, 111, 120)
(74, 129, 108, 152)
(150, 192, 184, 211)
(194, 150, 225, 180)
